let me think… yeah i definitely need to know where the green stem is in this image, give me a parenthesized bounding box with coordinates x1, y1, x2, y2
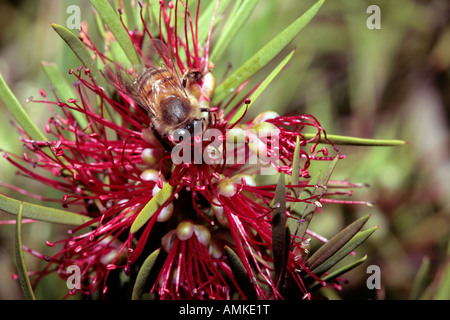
(15, 202, 36, 300)
(304, 133, 406, 146)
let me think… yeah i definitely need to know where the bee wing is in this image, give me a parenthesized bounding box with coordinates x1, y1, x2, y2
(142, 39, 187, 93)
(142, 39, 174, 69)
(103, 62, 157, 117)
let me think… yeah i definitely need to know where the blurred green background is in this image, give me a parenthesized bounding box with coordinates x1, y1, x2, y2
(0, 0, 448, 299)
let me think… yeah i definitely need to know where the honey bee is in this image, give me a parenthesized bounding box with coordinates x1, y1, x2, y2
(103, 40, 211, 150)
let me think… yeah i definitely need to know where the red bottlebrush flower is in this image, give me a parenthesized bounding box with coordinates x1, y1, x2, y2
(1, 0, 375, 300)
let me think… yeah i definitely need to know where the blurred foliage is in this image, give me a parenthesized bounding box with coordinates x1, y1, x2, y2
(0, 0, 449, 300)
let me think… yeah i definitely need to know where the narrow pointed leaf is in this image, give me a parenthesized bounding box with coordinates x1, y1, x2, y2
(305, 214, 371, 271)
(130, 183, 174, 234)
(197, 0, 232, 45)
(90, 0, 141, 66)
(287, 135, 304, 240)
(290, 136, 302, 200)
(410, 256, 431, 300)
(275, 226, 291, 291)
(106, 38, 132, 67)
(148, 1, 162, 35)
(113, 0, 130, 27)
(132, 248, 160, 300)
(319, 155, 340, 187)
(229, 49, 295, 123)
(15, 202, 36, 300)
(0, 193, 92, 226)
(51, 24, 107, 90)
(214, 0, 325, 105)
(294, 155, 339, 239)
(309, 226, 377, 279)
(93, 6, 107, 38)
(272, 173, 287, 276)
(304, 133, 406, 146)
(290, 172, 320, 239)
(0, 73, 47, 142)
(210, 0, 260, 63)
(308, 255, 368, 292)
(432, 257, 450, 300)
(225, 246, 258, 300)
(431, 239, 450, 300)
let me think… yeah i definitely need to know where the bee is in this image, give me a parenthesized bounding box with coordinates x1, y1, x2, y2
(103, 40, 211, 150)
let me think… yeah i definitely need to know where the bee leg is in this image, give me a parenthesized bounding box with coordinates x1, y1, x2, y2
(198, 108, 211, 125)
(202, 108, 212, 127)
(150, 124, 172, 151)
(182, 70, 203, 88)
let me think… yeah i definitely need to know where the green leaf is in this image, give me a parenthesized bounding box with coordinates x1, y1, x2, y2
(51, 24, 108, 91)
(290, 136, 302, 200)
(410, 256, 431, 300)
(106, 38, 132, 67)
(213, 0, 325, 105)
(93, 4, 107, 38)
(197, 0, 232, 45)
(90, 0, 141, 66)
(271, 174, 287, 262)
(309, 225, 378, 278)
(289, 172, 320, 239)
(0, 193, 92, 226)
(419, 239, 450, 300)
(148, 0, 162, 35)
(15, 202, 36, 300)
(305, 214, 371, 272)
(113, 0, 130, 27)
(225, 246, 258, 300)
(41, 62, 89, 130)
(292, 156, 339, 240)
(304, 133, 406, 146)
(210, 0, 261, 63)
(130, 183, 174, 234)
(308, 255, 368, 292)
(432, 255, 450, 300)
(229, 49, 295, 123)
(132, 248, 160, 300)
(271, 173, 289, 285)
(0, 73, 47, 142)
